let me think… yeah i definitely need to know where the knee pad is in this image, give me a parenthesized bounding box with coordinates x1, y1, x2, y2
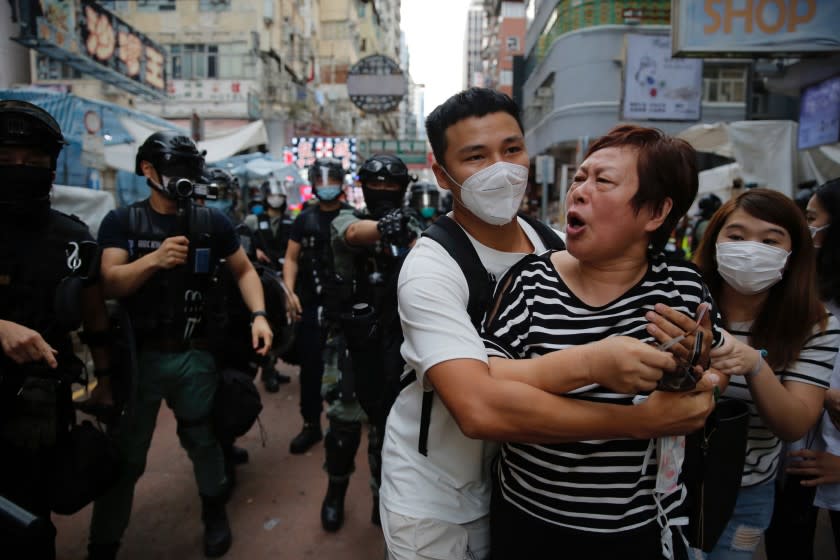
(324, 420, 361, 477)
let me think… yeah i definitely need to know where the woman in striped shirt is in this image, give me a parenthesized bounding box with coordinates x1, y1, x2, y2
(695, 188, 840, 560)
(482, 125, 721, 559)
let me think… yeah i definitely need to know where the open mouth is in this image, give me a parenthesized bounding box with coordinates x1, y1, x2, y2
(566, 211, 586, 234)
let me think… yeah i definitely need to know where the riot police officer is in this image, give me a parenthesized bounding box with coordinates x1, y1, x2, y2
(282, 158, 349, 455)
(324, 153, 423, 532)
(242, 177, 294, 392)
(407, 181, 441, 225)
(0, 100, 113, 559)
(204, 166, 242, 223)
(88, 131, 273, 559)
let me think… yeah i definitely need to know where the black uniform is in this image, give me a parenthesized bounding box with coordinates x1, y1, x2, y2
(288, 203, 346, 424)
(0, 210, 99, 559)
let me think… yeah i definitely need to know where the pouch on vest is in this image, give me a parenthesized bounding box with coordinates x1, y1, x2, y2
(212, 367, 263, 441)
(49, 419, 121, 515)
(0, 376, 61, 450)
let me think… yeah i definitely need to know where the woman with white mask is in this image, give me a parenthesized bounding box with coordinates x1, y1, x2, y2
(693, 188, 840, 560)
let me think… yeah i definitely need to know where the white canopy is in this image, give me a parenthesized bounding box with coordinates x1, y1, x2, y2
(51, 184, 116, 237)
(104, 118, 269, 173)
(678, 120, 840, 197)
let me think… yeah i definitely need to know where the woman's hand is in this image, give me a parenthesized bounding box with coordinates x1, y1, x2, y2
(587, 336, 676, 393)
(645, 302, 712, 365)
(286, 292, 302, 323)
(710, 330, 762, 377)
(786, 449, 840, 486)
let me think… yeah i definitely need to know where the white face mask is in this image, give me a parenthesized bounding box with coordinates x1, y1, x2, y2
(809, 223, 829, 247)
(716, 241, 791, 295)
(442, 161, 528, 226)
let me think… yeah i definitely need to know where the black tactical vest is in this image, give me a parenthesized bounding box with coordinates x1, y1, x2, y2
(122, 200, 214, 343)
(296, 204, 348, 308)
(0, 210, 95, 375)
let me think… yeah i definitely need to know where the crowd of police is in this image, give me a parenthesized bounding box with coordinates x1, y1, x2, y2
(0, 99, 451, 559)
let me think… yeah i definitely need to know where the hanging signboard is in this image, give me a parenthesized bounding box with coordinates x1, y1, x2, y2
(13, 0, 166, 98)
(622, 33, 703, 122)
(672, 0, 840, 57)
(346, 54, 408, 115)
(291, 137, 358, 174)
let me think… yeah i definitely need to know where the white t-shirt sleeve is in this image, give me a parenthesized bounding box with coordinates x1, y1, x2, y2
(398, 237, 488, 387)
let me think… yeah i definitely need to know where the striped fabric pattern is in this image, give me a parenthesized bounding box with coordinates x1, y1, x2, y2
(482, 251, 720, 533)
(722, 318, 840, 488)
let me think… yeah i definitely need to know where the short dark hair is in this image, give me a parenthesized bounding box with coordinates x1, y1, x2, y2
(584, 125, 698, 252)
(425, 87, 523, 169)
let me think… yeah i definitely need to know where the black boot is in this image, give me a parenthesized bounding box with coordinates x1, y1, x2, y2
(321, 479, 349, 532)
(289, 422, 322, 454)
(201, 494, 232, 557)
(263, 370, 281, 393)
(87, 542, 120, 560)
(231, 445, 249, 465)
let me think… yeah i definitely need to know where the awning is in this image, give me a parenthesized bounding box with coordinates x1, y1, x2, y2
(104, 117, 269, 172)
(678, 121, 800, 197)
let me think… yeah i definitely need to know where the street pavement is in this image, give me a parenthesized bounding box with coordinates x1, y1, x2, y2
(53, 358, 840, 560)
(55, 359, 386, 560)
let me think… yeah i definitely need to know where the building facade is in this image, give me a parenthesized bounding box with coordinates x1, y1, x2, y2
(521, 0, 749, 220)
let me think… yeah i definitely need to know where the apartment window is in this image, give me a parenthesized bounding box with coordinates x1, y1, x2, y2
(171, 43, 254, 80)
(138, 0, 176, 11)
(200, 0, 232, 11)
(703, 65, 748, 103)
(500, 70, 514, 86)
(506, 36, 520, 52)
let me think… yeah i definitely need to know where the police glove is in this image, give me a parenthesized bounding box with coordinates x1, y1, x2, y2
(376, 208, 417, 247)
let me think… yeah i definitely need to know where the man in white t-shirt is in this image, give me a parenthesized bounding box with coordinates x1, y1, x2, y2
(379, 87, 718, 560)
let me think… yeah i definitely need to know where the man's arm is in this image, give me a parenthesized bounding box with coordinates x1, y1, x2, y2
(344, 219, 380, 246)
(100, 237, 189, 299)
(225, 247, 273, 355)
(427, 358, 716, 444)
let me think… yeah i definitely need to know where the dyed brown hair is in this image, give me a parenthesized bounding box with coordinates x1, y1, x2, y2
(693, 188, 826, 370)
(584, 125, 698, 252)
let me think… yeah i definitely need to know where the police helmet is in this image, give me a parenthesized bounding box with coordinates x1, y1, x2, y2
(0, 100, 66, 167)
(307, 157, 345, 187)
(697, 193, 722, 219)
(205, 167, 239, 195)
(135, 131, 205, 180)
(261, 175, 288, 210)
(358, 153, 411, 190)
(409, 182, 440, 218)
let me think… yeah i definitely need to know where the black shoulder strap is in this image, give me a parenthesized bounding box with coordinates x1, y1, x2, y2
(127, 200, 148, 238)
(422, 215, 492, 328)
(517, 212, 566, 250)
(190, 204, 213, 241)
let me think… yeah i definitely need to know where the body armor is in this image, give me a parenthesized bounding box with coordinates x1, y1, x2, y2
(122, 200, 214, 344)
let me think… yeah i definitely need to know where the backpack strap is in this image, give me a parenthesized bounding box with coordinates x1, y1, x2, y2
(411, 216, 494, 456)
(423, 215, 493, 327)
(517, 212, 566, 250)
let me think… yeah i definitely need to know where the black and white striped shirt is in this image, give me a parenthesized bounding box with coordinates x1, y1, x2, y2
(723, 318, 840, 487)
(482, 251, 721, 534)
